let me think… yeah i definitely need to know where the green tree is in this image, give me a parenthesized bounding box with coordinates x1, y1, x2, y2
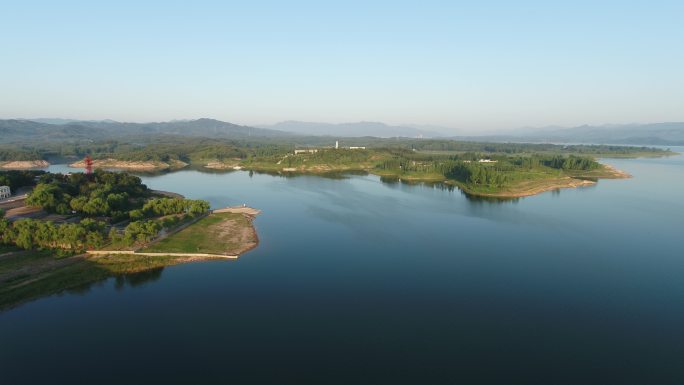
(27, 183, 71, 213)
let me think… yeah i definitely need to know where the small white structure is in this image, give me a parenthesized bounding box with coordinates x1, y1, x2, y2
(294, 149, 319, 154)
(349, 146, 366, 150)
(463, 159, 497, 164)
(335, 140, 339, 149)
(0, 186, 10, 199)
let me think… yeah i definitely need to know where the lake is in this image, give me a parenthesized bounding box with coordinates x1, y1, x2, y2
(2, 149, 684, 384)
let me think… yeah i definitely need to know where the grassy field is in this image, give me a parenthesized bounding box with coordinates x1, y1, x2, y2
(0, 249, 57, 276)
(142, 212, 257, 255)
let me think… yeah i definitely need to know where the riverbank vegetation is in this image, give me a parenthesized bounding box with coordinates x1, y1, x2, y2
(0, 170, 264, 310)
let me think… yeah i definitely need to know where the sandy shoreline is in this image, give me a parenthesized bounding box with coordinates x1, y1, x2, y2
(600, 164, 632, 179)
(0, 160, 49, 169)
(69, 158, 188, 170)
(204, 160, 242, 170)
(460, 178, 597, 198)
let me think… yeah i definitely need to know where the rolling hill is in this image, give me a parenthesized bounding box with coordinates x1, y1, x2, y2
(0, 118, 289, 143)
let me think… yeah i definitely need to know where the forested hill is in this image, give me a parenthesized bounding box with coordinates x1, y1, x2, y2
(5, 118, 684, 145)
(0, 118, 290, 143)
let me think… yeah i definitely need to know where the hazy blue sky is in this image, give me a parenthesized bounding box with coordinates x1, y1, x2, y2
(1, 1, 682, 132)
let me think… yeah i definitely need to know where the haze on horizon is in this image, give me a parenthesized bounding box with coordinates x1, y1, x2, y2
(1, 1, 682, 133)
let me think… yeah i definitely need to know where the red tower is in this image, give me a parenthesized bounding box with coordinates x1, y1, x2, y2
(84, 155, 94, 175)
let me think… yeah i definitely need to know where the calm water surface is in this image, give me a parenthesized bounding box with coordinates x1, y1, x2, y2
(2, 149, 684, 384)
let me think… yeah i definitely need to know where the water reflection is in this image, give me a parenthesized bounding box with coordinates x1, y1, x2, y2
(378, 174, 522, 203)
(253, 169, 365, 180)
(5, 149, 684, 384)
(5, 266, 168, 310)
(462, 194, 521, 204)
(114, 268, 164, 289)
(64, 279, 108, 296)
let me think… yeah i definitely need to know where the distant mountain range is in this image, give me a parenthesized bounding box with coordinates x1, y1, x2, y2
(0, 118, 289, 142)
(258, 121, 448, 138)
(464, 123, 684, 146)
(2, 118, 683, 146)
(29, 118, 120, 125)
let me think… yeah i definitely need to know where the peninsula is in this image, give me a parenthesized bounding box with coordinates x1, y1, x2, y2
(69, 158, 188, 171)
(0, 170, 259, 310)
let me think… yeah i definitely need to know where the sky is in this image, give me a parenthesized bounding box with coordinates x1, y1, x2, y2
(1, 0, 682, 132)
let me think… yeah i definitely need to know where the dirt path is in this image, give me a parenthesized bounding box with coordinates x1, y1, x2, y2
(86, 250, 237, 259)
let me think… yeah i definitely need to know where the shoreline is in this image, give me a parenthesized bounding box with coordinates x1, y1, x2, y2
(0, 160, 50, 169)
(210, 162, 632, 199)
(2, 158, 633, 199)
(598, 164, 632, 179)
(151, 189, 185, 199)
(453, 164, 631, 198)
(69, 158, 188, 171)
(454, 177, 597, 198)
(1, 207, 261, 311)
(370, 163, 632, 198)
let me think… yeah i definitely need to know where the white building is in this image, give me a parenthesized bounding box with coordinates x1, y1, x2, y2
(294, 149, 319, 154)
(0, 186, 10, 199)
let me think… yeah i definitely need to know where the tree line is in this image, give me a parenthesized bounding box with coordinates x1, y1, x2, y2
(26, 170, 148, 218)
(138, 198, 210, 217)
(0, 217, 108, 253)
(0, 170, 46, 191)
(375, 152, 602, 187)
(1, 171, 212, 253)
